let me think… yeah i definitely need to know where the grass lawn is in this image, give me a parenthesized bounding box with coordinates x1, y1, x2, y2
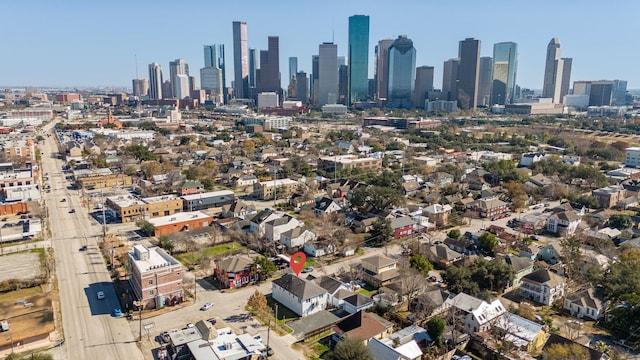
(356, 284, 377, 297)
(176, 242, 245, 268)
(303, 258, 317, 268)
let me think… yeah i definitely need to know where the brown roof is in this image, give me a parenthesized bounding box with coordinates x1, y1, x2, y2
(361, 255, 396, 270)
(216, 255, 253, 273)
(522, 268, 564, 287)
(334, 310, 390, 340)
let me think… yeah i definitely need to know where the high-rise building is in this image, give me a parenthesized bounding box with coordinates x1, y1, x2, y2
(612, 79, 628, 105)
(296, 71, 308, 103)
(491, 42, 518, 105)
(457, 38, 481, 111)
(249, 48, 258, 88)
(478, 57, 493, 107)
(442, 58, 459, 102)
(200, 67, 224, 104)
(289, 57, 298, 81)
(387, 35, 416, 109)
(348, 15, 370, 105)
(318, 43, 338, 106)
(174, 74, 190, 100)
(169, 59, 189, 99)
(338, 64, 349, 105)
(413, 66, 434, 108)
(162, 81, 172, 100)
(204, 44, 225, 103)
(375, 39, 394, 101)
(589, 80, 614, 106)
(256, 36, 282, 100)
(232, 21, 249, 99)
(148, 63, 163, 100)
(573, 81, 591, 96)
(311, 55, 319, 105)
(542, 38, 572, 103)
(132, 79, 149, 97)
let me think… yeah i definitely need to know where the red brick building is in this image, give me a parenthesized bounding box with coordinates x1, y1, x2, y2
(213, 255, 257, 289)
(128, 245, 183, 309)
(55, 93, 82, 103)
(148, 211, 213, 236)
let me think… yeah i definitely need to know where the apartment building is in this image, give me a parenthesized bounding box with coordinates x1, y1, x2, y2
(128, 245, 183, 309)
(106, 194, 183, 223)
(318, 155, 382, 173)
(252, 178, 298, 200)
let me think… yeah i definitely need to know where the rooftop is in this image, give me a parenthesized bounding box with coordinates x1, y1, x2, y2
(181, 190, 235, 201)
(129, 245, 179, 273)
(147, 211, 213, 227)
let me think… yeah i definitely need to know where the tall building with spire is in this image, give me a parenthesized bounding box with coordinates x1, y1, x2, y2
(348, 15, 370, 105)
(387, 35, 416, 109)
(457, 38, 481, 111)
(491, 42, 518, 105)
(232, 21, 249, 99)
(542, 38, 572, 103)
(148, 62, 163, 100)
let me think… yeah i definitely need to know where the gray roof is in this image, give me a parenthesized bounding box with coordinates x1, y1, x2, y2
(343, 293, 374, 307)
(273, 273, 327, 300)
(504, 254, 533, 273)
(565, 287, 606, 310)
(314, 276, 345, 294)
(361, 254, 396, 269)
(217, 255, 253, 273)
(390, 216, 415, 229)
(522, 269, 564, 287)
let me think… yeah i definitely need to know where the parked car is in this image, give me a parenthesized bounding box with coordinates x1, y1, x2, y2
(69, 209, 76, 214)
(200, 302, 213, 311)
(61, 199, 66, 202)
(79, 245, 87, 251)
(302, 266, 314, 273)
(160, 331, 170, 343)
(207, 318, 217, 325)
(261, 346, 274, 357)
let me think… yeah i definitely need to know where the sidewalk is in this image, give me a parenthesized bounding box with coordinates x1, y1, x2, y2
(0, 332, 61, 359)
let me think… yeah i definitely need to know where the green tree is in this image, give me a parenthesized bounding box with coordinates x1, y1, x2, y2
(478, 232, 499, 254)
(426, 316, 446, 345)
(368, 218, 393, 246)
(543, 342, 589, 360)
(326, 336, 373, 360)
(409, 254, 433, 275)
(124, 166, 138, 176)
(247, 290, 267, 311)
(200, 178, 214, 190)
(254, 256, 277, 279)
(157, 235, 174, 253)
(560, 236, 583, 280)
(608, 214, 633, 230)
(443, 265, 479, 296)
(350, 186, 404, 212)
(447, 229, 461, 240)
(601, 249, 640, 299)
(136, 220, 156, 236)
(125, 144, 157, 161)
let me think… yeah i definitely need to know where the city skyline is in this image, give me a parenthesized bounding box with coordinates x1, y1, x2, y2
(1, 0, 638, 89)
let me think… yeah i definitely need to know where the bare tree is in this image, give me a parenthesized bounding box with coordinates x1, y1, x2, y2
(401, 268, 426, 310)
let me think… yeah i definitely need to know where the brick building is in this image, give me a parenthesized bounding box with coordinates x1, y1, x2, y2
(318, 155, 382, 173)
(128, 245, 183, 309)
(106, 194, 183, 223)
(148, 211, 213, 236)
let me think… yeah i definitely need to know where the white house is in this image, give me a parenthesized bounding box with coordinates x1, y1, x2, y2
(314, 197, 343, 216)
(564, 287, 608, 321)
(366, 325, 429, 360)
(520, 153, 545, 167)
(248, 209, 281, 237)
(264, 215, 302, 242)
(546, 211, 582, 237)
(342, 294, 375, 314)
(314, 276, 352, 308)
(280, 226, 316, 248)
(446, 293, 507, 333)
(272, 273, 328, 317)
(520, 269, 565, 306)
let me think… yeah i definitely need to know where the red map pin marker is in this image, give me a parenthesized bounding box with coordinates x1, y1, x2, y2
(290, 252, 306, 276)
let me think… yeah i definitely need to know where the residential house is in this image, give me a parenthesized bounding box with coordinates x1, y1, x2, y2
(504, 254, 534, 288)
(410, 287, 452, 319)
(232, 175, 258, 188)
(444, 237, 476, 255)
(367, 325, 430, 360)
(332, 310, 393, 345)
(520, 153, 545, 167)
(390, 216, 415, 239)
(423, 204, 452, 227)
(361, 255, 400, 288)
(519, 269, 565, 306)
(426, 244, 463, 268)
(221, 199, 256, 219)
(280, 225, 317, 248)
(253, 178, 298, 200)
(564, 287, 609, 321)
(446, 293, 507, 333)
(272, 273, 328, 317)
(247, 209, 281, 236)
(314, 197, 342, 216)
(264, 215, 302, 242)
(527, 173, 558, 188)
(335, 140, 355, 154)
(178, 180, 204, 196)
(493, 313, 548, 354)
(256, 146, 278, 161)
(342, 294, 375, 314)
(454, 197, 474, 212)
(352, 214, 378, 233)
(213, 255, 257, 289)
(402, 180, 421, 196)
(303, 238, 335, 257)
(290, 193, 315, 210)
(592, 185, 626, 208)
(542, 333, 608, 360)
(313, 276, 352, 308)
(546, 211, 582, 237)
(429, 172, 454, 188)
(537, 243, 562, 265)
(467, 197, 508, 218)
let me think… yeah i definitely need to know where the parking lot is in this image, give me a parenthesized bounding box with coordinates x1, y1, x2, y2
(0, 251, 42, 282)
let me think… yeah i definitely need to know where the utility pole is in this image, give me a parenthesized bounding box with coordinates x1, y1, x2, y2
(273, 162, 277, 204)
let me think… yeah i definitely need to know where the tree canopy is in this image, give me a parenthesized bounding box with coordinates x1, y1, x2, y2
(326, 336, 373, 360)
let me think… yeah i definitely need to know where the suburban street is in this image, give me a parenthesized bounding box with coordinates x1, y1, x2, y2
(40, 124, 143, 360)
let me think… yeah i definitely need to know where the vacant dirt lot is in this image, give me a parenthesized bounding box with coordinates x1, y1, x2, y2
(0, 286, 54, 348)
(0, 251, 42, 283)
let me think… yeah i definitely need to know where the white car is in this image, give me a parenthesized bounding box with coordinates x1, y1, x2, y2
(200, 302, 213, 311)
(97, 291, 105, 300)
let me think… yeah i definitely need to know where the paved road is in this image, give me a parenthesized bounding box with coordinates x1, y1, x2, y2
(39, 124, 143, 360)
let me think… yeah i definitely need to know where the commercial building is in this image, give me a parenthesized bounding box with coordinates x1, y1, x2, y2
(288, 56, 298, 82)
(375, 39, 394, 101)
(257, 92, 279, 109)
(256, 36, 281, 98)
(128, 245, 183, 309)
(241, 115, 292, 130)
(413, 66, 434, 108)
(591, 185, 626, 208)
(148, 211, 214, 236)
(76, 173, 132, 190)
(106, 194, 183, 223)
(318, 155, 382, 173)
(203, 44, 225, 103)
(318, 43, 338, 106)
(625, 147, 640, 168)
(252, 178, 298, 200)
(442, 58, 460, 102)
(589, 80, 614, 106)
(426, 100, 458, 113)
(542, 38, 572, 103)
(181, 190, 235, 211)
(200, 67, 223, 104)
(1, 138, 36, 162)
(612, 79, 628, 105)
(169, 59, 189, 99)
(477, 57, 493, 107)
(131, 79, 149, 97)
(457, 38, 481, 110)
(232, 21, 249, 99)
(491, 42, 518, 105)
(504, 103, 564, 115)
(348, 15, 370, 105)
(387, 35, 416, 109)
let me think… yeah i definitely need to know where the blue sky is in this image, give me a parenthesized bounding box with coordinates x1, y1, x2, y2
(1, 0, 638, 89)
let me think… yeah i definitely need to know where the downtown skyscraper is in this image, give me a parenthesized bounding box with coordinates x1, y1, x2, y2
(375, 39, 394, 101)
(203, 44, 225, 103)
(232, 21, 249, 99)
(491, 42, 518, 105)
(256, 36, 282, 97)
(348, 15, 370, 105)
(457, 38, 481, 111)
(442, 58, 459, 102)
(169, 59, 189, 99)
(413, 66, 434, 108)
(477, 57, 493, 107)
(387, 35, 416, 109)
(317, 43, 338, 106)
(542, 38, 572, 103)
(148, 62, 163, 100)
